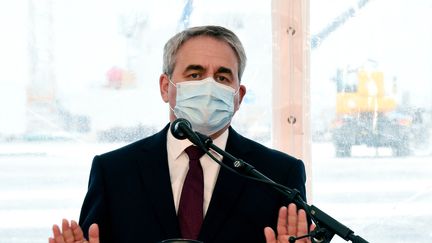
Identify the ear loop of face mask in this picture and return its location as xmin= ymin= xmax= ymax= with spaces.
xmin=168 ymin=77 xmax=176 ymax=113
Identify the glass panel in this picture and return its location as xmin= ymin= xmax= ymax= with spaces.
xmin=0 ymin=0 xmax=272 ymax=242
xmin=311 ymin=0 xmax=432 ymax=242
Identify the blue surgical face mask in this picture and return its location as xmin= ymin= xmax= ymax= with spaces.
xmin=169 ymin=77 xmax=239 ymax=136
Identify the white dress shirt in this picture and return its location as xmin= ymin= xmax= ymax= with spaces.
xmin=166 ymin=127 xmax=227 ymax=216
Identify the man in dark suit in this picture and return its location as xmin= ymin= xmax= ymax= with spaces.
xmin=49 ymin=25 xmax=311 ymax=243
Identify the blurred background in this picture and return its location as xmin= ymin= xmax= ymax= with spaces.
xmin=0 ymin=0 xmax=431 ymax=242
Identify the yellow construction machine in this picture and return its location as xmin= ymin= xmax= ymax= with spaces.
xmin=331 ymin=63 xmax=413 ymax=157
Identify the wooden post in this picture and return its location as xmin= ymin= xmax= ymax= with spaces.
xmin=271 ymin=0 xmax=312 ymax=201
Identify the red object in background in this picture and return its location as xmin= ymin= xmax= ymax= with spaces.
xmin=106 ymin=66 xmax=123 ymax=88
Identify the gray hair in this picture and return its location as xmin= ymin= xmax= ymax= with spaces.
xmin=163 ymin=25 xmax=247 ymax=82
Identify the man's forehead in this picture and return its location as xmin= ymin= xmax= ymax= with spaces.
xmin=177 ymin=38 xmax=238 ymax=60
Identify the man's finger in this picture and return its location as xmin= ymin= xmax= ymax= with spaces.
xmin=297 ymin=209 xmax=310 ymax=243
xmin=70 ymin=220 xmax=85 ymax=241
xmin=297 ymin=209 xmax=308 ymax=237
xmin=310 ymin=223 xmax=316 ymax=232
xmin=276 ymin=206 xmax=288 ymax=236
xmin=88 ymin=223 xmax=100 ymax=243
xmin=52 ymin=224 xmax=65 ymax=243
xmin=287 ymin=203 xmax=298 ymax=236
xmin=61 ymin=219 xmax=74 ymax=243
xmin=264 ymin=227 xmax=276 ymax=243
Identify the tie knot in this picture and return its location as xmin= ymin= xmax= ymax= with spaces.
xmin=185 ymin=145 xmax=205 ymax=161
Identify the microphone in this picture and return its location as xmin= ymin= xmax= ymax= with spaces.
xmin=170 ymin=118 xmax=206 ymax=149
xmin=170 ymin=118 xmax=191 ymax=140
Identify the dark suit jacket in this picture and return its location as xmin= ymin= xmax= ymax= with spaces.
xmin=79 ymin=124 xmax=307 ymax=243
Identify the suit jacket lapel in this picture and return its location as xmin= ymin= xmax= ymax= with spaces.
xmin=199 ymin=127 xmax=250 ymax=241
xmin=136 ymin=124 xmax=181 ymax=238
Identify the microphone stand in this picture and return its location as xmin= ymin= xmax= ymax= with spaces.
xmin=195 ymin=133 xmax=369 ymax=243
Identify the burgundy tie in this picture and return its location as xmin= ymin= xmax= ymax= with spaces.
xmin=178 ymin=145 xmax=205 ymax=240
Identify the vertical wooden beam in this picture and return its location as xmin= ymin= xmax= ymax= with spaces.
xmin=271 ymin=0 xmax=312 ymax=201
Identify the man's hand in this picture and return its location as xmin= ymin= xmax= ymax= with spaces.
xmin=264 ymin=203 xmax=315 ymax=243
xmin=49 ymin=219 xmax=99 ymax=243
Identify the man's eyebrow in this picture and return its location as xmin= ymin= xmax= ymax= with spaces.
xmin=216 ymin=66 xmax=233 ymax=75
xmin=184 ymin=65 xmax=205 ymax=73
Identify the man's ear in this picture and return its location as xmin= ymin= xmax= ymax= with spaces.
xmin=238 ymin=84 xmax=247 ymax=106
xmin=159 ymin=74 xmax=169 ymax=103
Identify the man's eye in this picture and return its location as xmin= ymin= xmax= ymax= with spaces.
xmin=216 ymin=76 xmax=228 ymax=82
xmin=190 ymin=73 xmax=200 ymax=79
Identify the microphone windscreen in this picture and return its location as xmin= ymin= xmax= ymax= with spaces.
xmin=170 ymin=118 xmax=191 ymax=140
